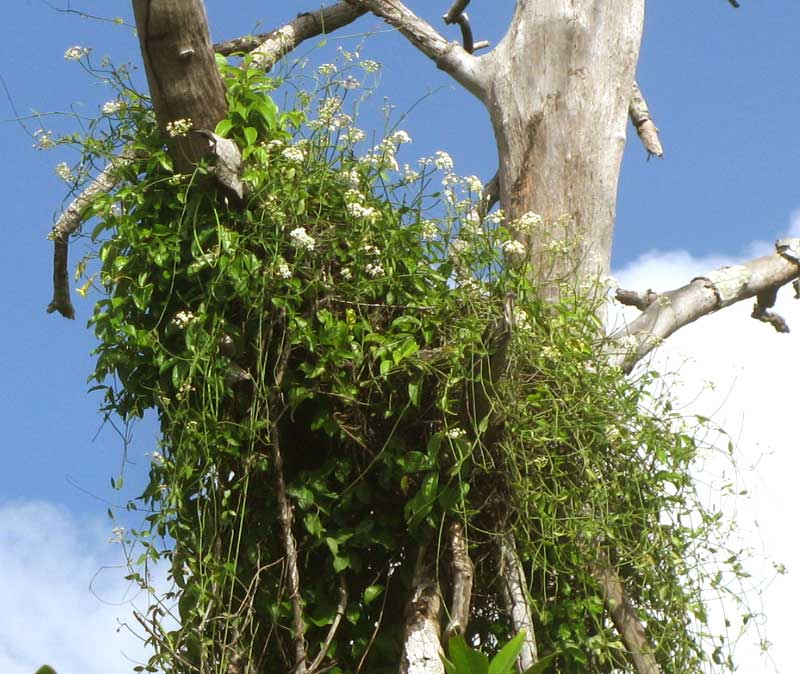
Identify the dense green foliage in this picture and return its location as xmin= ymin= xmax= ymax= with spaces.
xmin=61 ymin=54 xmax=752 ymax=674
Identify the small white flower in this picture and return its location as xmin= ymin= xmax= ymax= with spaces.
xmin=360 ymin=59 xmax=380 ymax=73
xmin=281 ymin=145 xmax=305 ymax=163
xmin=290 ymin=227 xmax=316 ymax=251
xmin=484 ymin=209 xmax=505 ymax=225
xmin=344 ymin=168 xmax=361 ymax=188
xmin=420 ymin=220 xmax=438 ymax=241
xmin=343 ymin=127 xmax=366 ymax=144
xmin=502 ymin=239 xmax=527 ymax=257
xmin=402 ymin=164 xmax=420 ymax=183
xmin=361 ymin=243 xmax=380 ymax=256
xmin=449 ymin=238 xmax=468 ymax=256
xmin=341 ymin=267 xmax=353 ymax=280
xmin=101 ymin=100 xmax=124 ymax=115
xmin=109 ymin=526 xmax=126 ymax=543
xmin=464 ymin=175 xmax=482 ymax=192
xmin=433 ymin=150 xmax=454 ymax=171
xmin=517 ymin=211 xmax=543 ymax=232
xmin=605 ymin=426 xmax=621 ymax=444
xmin=342 ymin=76 xmax=360 ymax=90
xmin=166 ymin=118 xmax=192 ymax=137
xmin=34 ymin=129 xmax=56 ymax=150
xmin=344 ymin=188 xmax=364 ymax=205
xmin=275 ymin=258 xmax=292 ymax=279
xmin=173 ymin=310 xmax=195 ymax=328
xmin=55 ymin=162 xmax=73 ymax=182
xmin=441 ymin=172 xmax=459 ymax=187
xmin=513 ymin=307 xmax=532 ymax=331
xmin=64 ymin=45 xmax=91 ymax=61
xmin=446 ymin=427 xmax=466 ymax=440
xmin=365 ymin=262 xmax=384 ymax=278
xmin=266 ymin=139 xmax=285 ymax=150
xmin=541 ymin=346 xmax=558 ymax=360
xmin=346 ymin=202 xmax=379 ymax=223
xmin=317 ymin=63 xmax=337 ymax=76
xmin=390 ymin=130 xmax=412 ymax=145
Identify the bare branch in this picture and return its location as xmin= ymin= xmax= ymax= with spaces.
xmin=752 ymin=287 xmax=789 ymax=333
xmin=215 ymin=4 xmax=367 ymax=71
xmin=593 ymin=557 xmax=662 ymax=674
xmin=344 ymin=0 xmax=488 ymax=99
xmin=497 ymin=535 xmax=538 ymax=672
xmin=444 ymin=521 xmax=474 ymax=642
xmin=47 ymin=150 xmax=138 ymax=320
xmin=629 ymin=82 xmax=663 ymax=158
xmin=400 ymin=542 xmax=445 ymax=674
xmin=615 ymin=288 xmax=659 ymax=311
xmin=443 ymin=0 xmax=470 ymax=24
xmin=609 ymin=238 xmax=800 ymax=372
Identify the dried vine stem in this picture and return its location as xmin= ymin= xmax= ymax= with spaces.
xmin=444 ymin=520 xmax=474 ymax=641
xmin=497 ymin=535 xmax=539 ymax=672
xmin=273 ymin=342 xmax=308 ymax=674
xmin=307 ymin=576 xmax=348 ymax=674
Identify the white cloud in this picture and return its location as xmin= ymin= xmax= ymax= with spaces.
xmin=0 ymin=501 xmax=157 ymax=674
xmin=612 ymin=214 xmax=800 ymax=673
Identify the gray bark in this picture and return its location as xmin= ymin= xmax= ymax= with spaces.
xmin=132 ymin=0 xmax=228 ymax=172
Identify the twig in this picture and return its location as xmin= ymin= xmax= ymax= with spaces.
xmin=215 ymin=3 xmax=367 ymax=71
xmin=307 ymin=576 xmax=348 ymax=674
xmin=47 ymin=149 xmax=138 ymax=319
xmin=443 ymin=0 xmax=470 ymax=24
xmin=444 ymin=520 xmax=474 ymax=642
xmin=629 ymin=82 xmax=663 ymax=158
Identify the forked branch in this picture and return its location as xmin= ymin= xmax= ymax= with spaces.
xmin=610 ymin=238 xmax=800 ymax=372
xmin=344 ymin=0 xmax=488 ymax=99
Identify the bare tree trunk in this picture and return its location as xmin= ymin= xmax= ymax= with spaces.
xmin=484 ymin=1 xmax=645 ymax=294
xmin=131 ymin=0 xmax=228 ymax=171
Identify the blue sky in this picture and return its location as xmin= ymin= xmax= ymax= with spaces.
xmin=1 ymin=2 xmax=798 ymax=673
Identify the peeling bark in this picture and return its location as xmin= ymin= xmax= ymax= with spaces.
xmin=497 ymin=535 xmax=538 ymax=672
xmin=400 ymin=544 xmax=445 ymax=674
xmin=132 ymin=0 xmax=228 ymax=172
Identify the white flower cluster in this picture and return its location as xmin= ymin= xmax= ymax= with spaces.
xmin=345 ymin=190 xmax=380 ymax=223
xmin=344 ymin=168 xmax=361 ymax=189
xmin=281 ymin=145 xmax=305 ymax=163
xmin=464 ymin=175 xmax=482 ymax=192
xmin=290 ymin=226 xmax=316 ymax=251
xmin=342 ymin=127 xmax=366 ymax=144
xmin=365 ymin=262 xmax=384 ymax=278
xmin=433 ymin=150 xmax=454 ymax=171
xmin=275 ymin=257 xmax=292 ymax=279
xmin=420 ymin=219 xmax=438 ymax=241
xmin=109 ymin=526 xmax=126 ymax=544
xmin=402 ymin=164 xmax=420 ymax=183
xmin=341 ymin=76 xmax=360 ymax=90
xmin=55 ymin=162 xmax=73 ymax=182
xmin=166 ymin=118 xmax=193 ymax=137
xmin=102 ymin=100 xmax=124 ymax=115
xmin=446 ymin=427 xmax=466 ymax=439
xmin=34 ymin=128 xmax=56 ymax=150
xmin=389 ymin=130 xmax=412 ymax=145
xmin=64 ymin=45 xmax=91 ymax=61
xmin=502 ymin=239 xmax=527 ymax=257
xmin=360 ymin=59 xmax=380 ymax=73
xmin=172 ymin=310 xmax=196 ymax=328
xmin=317 ymin=63 xmax=337 ymax=76
xmin=516 ymin=211 xmax=543 ymax=232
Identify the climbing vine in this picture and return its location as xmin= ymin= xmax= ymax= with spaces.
xmin=55 ymin=52 xmax=756 ymax=674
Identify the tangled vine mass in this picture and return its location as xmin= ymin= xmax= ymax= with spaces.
xmin=59 ymin=54 xmax=752 ymax=674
